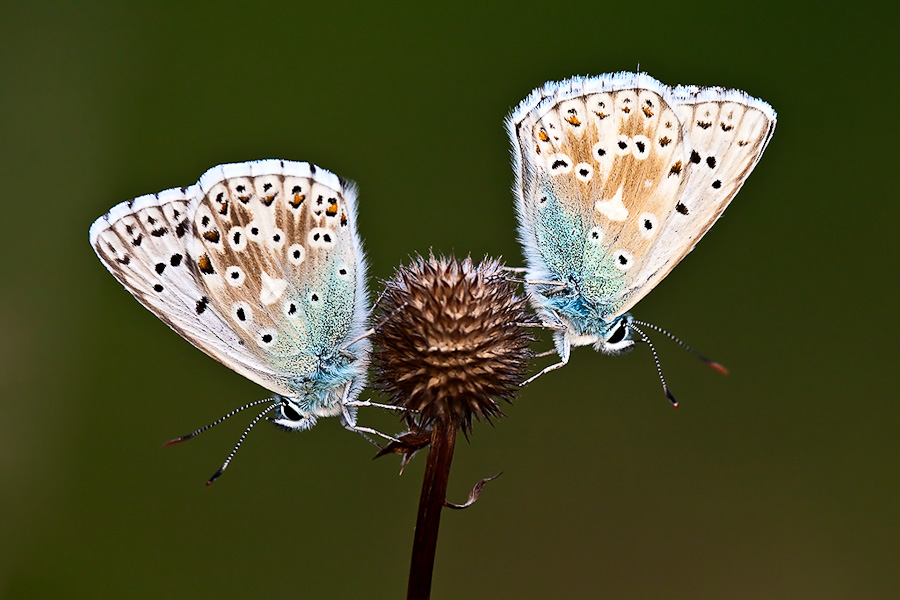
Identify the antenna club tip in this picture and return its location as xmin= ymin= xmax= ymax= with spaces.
xmin=708 ymin=361 xmax=729 ymax=376
xmin=666 ymin=389 xmax=678 ymax=408
xmin=163 ymin=437 xmax=187 ymax=447
xmin=206 ymin=468 xmax=225 ymax=486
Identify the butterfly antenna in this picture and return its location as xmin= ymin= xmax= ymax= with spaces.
xmin=632 ymin=319 xmax=729 ymax=375
xmin=163 ymin=397 xmax=274 ymax=447
xmin=629 ymin=323 xmax=678 ymax=407
xmin=206 ymin=402 xmax=278 ymax=486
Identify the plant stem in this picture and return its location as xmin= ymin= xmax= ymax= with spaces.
xmin=407 ymin=415 xmax=459 ymax=600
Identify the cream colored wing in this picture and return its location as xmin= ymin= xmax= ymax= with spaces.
xmin=90 ymin=184 xmax=289 ymax=393
xmin=509 ymin=73 xmax=775 ymax=320
xmin=189 ymin=160 xmax=368 ymax=386
xmin=614 ymin=84 xmax=776 ymax=317
xmin=90 ymin=160 xmax=368 ymax=398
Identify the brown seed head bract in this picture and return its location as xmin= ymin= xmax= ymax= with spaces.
xmin=372 ymin=255 xmax=532 ymax=432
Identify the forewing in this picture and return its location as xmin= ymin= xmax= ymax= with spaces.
xmin=90 ymin=160 xmax=369 ymax=398
xmin=509 ymin=74 xmax=690 ymax=316
xmin=509 ymin=73 xmax=775 ymax=319
xmin=616 ymin=87 xmax=776 ymax=316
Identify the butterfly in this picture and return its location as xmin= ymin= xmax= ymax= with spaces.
xmin=90 ymin=159 xmax=385 ymax=481
xmin=507 ymin=72 xmax=776 ymax=393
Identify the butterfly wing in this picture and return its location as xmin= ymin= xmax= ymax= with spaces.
xmin=509 ymin=73 xmax=775 ymax=321
xmin=90 ymin=160 xmax=369 ymax=400
xmin=189 ymin=160 xmax=370 ymax=396
xmin=620 ymin=84 xmax=775 ymax=317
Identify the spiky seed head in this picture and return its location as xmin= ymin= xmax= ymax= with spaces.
xmin=372 ymin=255 xmax=531 ymax=432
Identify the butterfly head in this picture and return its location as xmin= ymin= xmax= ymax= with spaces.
xmin=269 ymin=361 xmax=365 ymax=431
xmin=591 ymin=313 xmax=635 ymax=355
xmin=269 ymin=397 xmax=319 ymax=432
xmin=553 ymin=309 xmax=636 ymax=356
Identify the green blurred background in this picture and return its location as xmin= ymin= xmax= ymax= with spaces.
xmin=2 ymin=1 xmax=897 ymax=598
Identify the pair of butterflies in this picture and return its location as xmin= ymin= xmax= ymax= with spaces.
xmin=90 ymin=72 xmax=776 ymax=477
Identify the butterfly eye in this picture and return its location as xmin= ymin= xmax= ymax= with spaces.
xmin=607 ymin=321 xmax=629 ymax=345
xmin=280 ymin=402 xmax=303 ymax=421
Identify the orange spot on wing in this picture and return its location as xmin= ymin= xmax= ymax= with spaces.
xmin=197 ymin=254 xmax=215 ymax=274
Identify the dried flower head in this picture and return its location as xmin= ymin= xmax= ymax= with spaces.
xmin=372 ymin=254 xmax=531 ymax=432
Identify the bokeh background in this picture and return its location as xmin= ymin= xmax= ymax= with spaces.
xmin=2 ymin=1 xmax=897 ymax=598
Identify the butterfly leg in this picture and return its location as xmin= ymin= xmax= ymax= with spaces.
xmin=522 ymin=331 xmax=571 ymax=386
xmin=521 ymin=356 xmax=568 ymax=386
xmin=344 ymin=398 xmax=413 ymax=412
xmin=340 ymin=408 xmax=401 ymax=445
xmin=339 ymin=384 xmax=401 ymax=444
xmin=515 ymin=321 xmax=566 ymax=330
